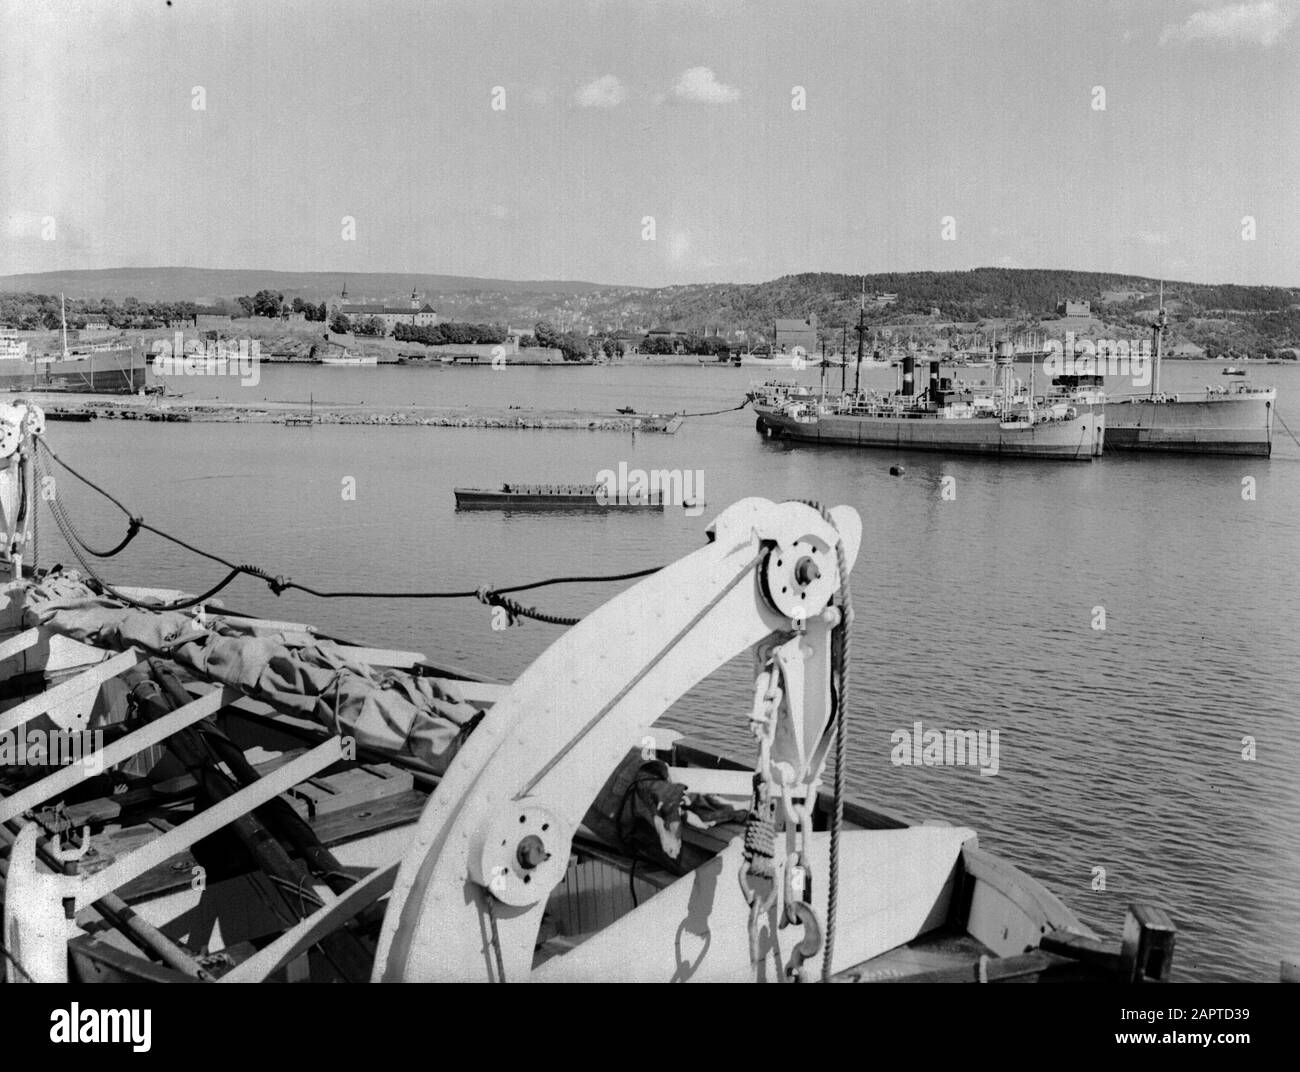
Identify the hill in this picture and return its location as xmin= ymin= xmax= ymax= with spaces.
xmin=3 ymin=266 xmax=1298 ymax=356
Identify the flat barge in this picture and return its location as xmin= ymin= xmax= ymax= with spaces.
xmin=454 ymin=483 xmax=664 ymax=510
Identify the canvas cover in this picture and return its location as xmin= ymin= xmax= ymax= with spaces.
xmin=21 ymin=573 xmax=478 ymax=773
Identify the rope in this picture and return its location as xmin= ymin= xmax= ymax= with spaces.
xmin=476 ymin=586 xmax=581 ymax=627
xmin=794 ymin=500 xmax=852 ymax=983
xmin=742 ymin=794 xmax=777 ymax=878
xmin=32 ymin=435 xmax=663 ymax=615
xmin=824 ymin=519 xmax=852 ymax=982
xmin=30 ymin=447 xmax=38 ymax=573
xmin=1275 ymin=408 xmax=1300 ymax=451
xmin=676 ymin=399 xmax=751 ymax=418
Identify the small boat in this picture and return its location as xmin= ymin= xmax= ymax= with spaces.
xmin=616 ymin=406 xmax=636 ymax=415
xmin=321 ymin=355 xmax=378 ymax=366
xmin=1222 ymin=366 xmax=1247 ymax=376
xmin=454 ymin=483 xmax=664 ymax=510
xmin=44 ymin=409 xmax=96 ymax=422
xmin=0 ymin=403 xmax=1178 ymax=983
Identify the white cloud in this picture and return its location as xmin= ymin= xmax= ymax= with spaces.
xmin=1159 ymin=1 xmax=1298 ymax=46
xmin=670 ymin=66 xmax=740 ymax=104
xmin=574 ymin=75 xmax=626 ymax=108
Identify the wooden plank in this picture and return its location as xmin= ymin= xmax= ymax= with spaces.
xmin=426 ymin=678 xmax=508 ymax=704
xmin=333 ymin=646 xmax=427 ymax=668
xmin=667 ymin=766 xmax=755 ymax=798
xmin=960 ymin=844 xmax=1090 ymax=939
xmin=0 ymin=648 xmax=140 ymax=736
xmin=0 ymin=626 xmax=40 ymax=664
xmin=217 ymin=861 xmax=399 ymax=983
xmin=74 ymin=736 xmax=343 ymax=909
xmin=290 ymin=764 xmax=414 ymax=818
xmin=205 ymin=615 xmax=315 ymax=634
xmin=0 ymin=686 xmax=238 ymax=824
xmin=535 ymin=826 xmax=972 ymax=982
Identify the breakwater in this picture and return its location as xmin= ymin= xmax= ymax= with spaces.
xmin=37 ymin=394 xmax=683 ymax=433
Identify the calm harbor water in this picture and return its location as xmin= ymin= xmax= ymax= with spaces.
xmin=34 ymin=360 xmax=1300 ymax=981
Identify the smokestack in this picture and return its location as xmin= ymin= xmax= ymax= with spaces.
xmin=929 ymin=361 xmax=941 ymax=402
xmin=902 ymin=355 xmax=916 ymax=396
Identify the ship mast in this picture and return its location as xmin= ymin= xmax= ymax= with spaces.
xmin=1151 ymin=281 xmax=1167 ymax=397
xmin=60 ymin=293 xmax=69 ymax=359
xmin=855 ymin=277 xmax=865 ymax=395
xmin=840 ymin=322 xmax=847 ymax=394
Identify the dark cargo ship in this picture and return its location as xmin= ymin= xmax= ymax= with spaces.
xmin=751 ymin=348 xmax=1104 ymax=460
xmin=0 ymin=335 xmax=151 ymax=395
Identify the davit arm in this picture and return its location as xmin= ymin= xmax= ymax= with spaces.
xmin=372 ymin=497 xmax=861 ymax=982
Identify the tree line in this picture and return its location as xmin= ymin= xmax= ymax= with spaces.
xmin=391 ymin=321 xmax=508 ymax=345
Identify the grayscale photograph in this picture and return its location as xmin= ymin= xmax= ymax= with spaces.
xmin=0 ymin=0 xmax=1294 ymax=1043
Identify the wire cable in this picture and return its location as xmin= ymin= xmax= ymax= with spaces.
xmin=34 ymin=436 xmax=662 ymax=617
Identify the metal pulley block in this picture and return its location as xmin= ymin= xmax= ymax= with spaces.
xmin=468 ymin=799 xmax=571 ymax=908
xmin=759 ymin=532 xmax=840 ymax=622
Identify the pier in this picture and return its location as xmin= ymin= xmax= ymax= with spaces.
xmin=18 ymin=392 xmax=683 ymax=433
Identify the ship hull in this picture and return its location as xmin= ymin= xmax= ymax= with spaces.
xmin=454 ymin=489 xmax=664 ymax=510
xmin=0 ymin=349 xmax=150 ymax=394
xmin=754 ymin=405 xmax=1104 ymax=460
xmin=1102 ymin=391 xmax=1274 ymax=456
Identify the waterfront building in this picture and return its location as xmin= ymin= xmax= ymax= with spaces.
xmin=774 ymin=315 xmax=817 ymax=353
xmin=329 ymin=283 xmax=437 ymax=333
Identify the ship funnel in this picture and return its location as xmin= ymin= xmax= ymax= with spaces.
xmin=929 ymin=361 xmax=941 ymax=401
xmin=902 ymin=355 xmax=915 ymax=396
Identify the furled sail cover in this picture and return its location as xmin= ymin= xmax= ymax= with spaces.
xmin=22 ymin=573 xmax=478 ymax=773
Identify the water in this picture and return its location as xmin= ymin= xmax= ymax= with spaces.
xmin=35 ymin=359 xmax=1300 ymax=981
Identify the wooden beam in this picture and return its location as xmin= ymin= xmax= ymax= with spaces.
xmin=666 ymin=766 xmax=755 ymax=798
xmin=75 ymin=736 xmax=343 ymax=909
xmin=1120 ymin=903 xmax=1176 ymax=982
xmin=0 ymin=626 xmax=40 ymax=664
xmin=0 ymin=648 xmax=140 ymax=736
xmin=218 ymin=861 xmax=398 ymax=983
xmin=426 ymin=678 xmax=507 ymax=704
xmin=334 ymin=646 xmax=427 ymax=668
xmin=0 ymin=687 xmax=238 ymax=824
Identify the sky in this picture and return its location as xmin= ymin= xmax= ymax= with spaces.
xmin=2 ymin=0 xmax=1297 ymax=287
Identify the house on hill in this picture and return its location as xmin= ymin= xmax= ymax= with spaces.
xmin=329 ymin=283 xmax=437 ymax=332
xmin=1057 ymin=299 xmax=1091 ymax=316
xmin=611 ymin=330 xmax=642 ymax=353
